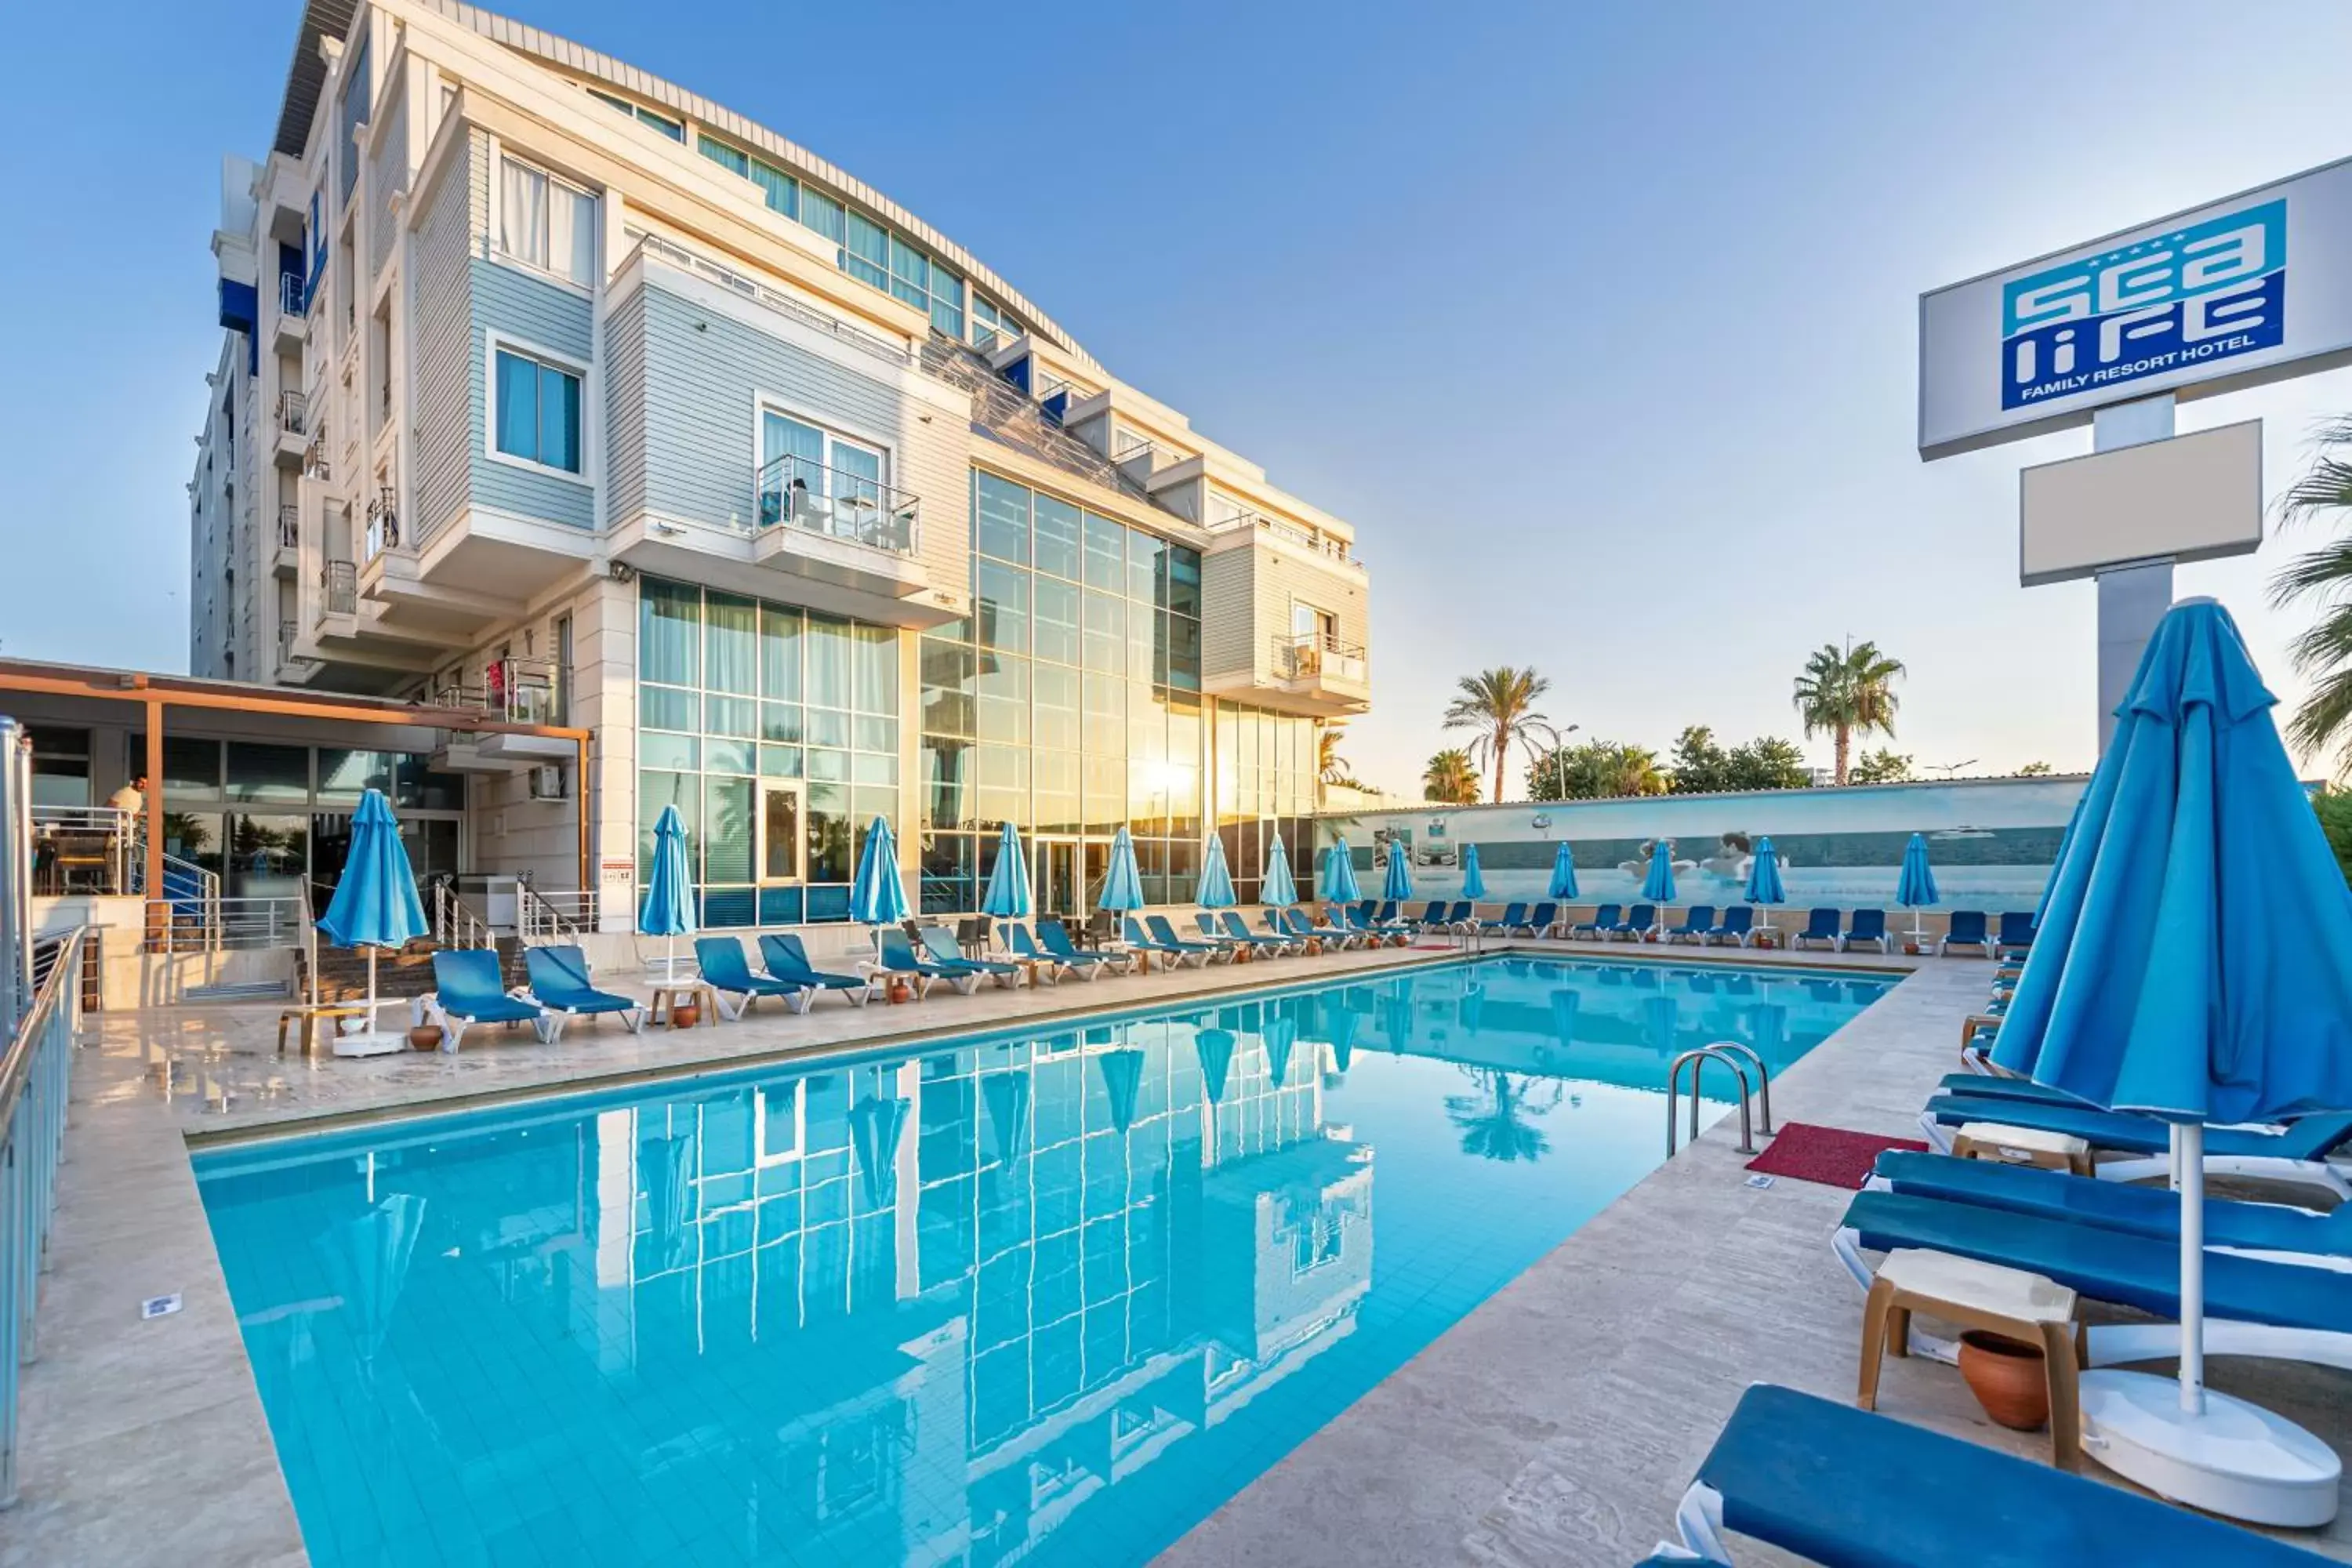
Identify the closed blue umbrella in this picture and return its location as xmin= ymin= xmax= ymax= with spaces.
xmin=1099 ymin=826 xmax=1146 ymax=913
xmin=850 ymin=815 xmax=909 ymax=929
xmin=1744 ymin=837 xmax=1787 ymax=932
xmin=1098 ymin=1048 xmax=1145 ymax=1133
xmin=318 ymin=789 xmax=428 ymax=1052
xmin=1265 ymin=1015 xmax=1298 ymax=1088
xmin=640 ymin=802 xmax=698 ymax=976
xmin=1196 ymin=835 xmax=1238 ymax=909
xmin=1895 ymin=832 xmax=1939 ymax=941
xmin=1642 ymin=839 xmax=1676 ymax=904
xmin=1547 ymin=842 xmax=1579 ymax=901
xmin=981 ymin=822 xmax=1031 ymax=918
xmin=1321 ymin=838 xmax=1363 ymax=906
xmin=1261 ymin=833 xmax=1299 ymax=906
xmin=1992 ymin=599 xmax=2352 ymax=1519
xmin=1460 ymin=843 xmax=1488 ymax=901
xmin=1381 ymin=839 xmax=1414 ymax=903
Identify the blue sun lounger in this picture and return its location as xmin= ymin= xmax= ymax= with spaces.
xmin=1919 ymin=1093 xmax=2352 ymax=1197
xmin=1842 ymin=908 xmax=1889 ymax=952
xmin=1474 ymin=901 xmax=1528 ymax=937
xmin=1123 ymin=916 xmax=1197 ymax=970
xmin=1791 ymin=908 xmax=1842 ymax=949
xmin=425 ymin=949 xmax=550 ymax=1051
xmin=1147 ymin=914 xmax=1227 ymax=964
xmin=1219 ymin=911 xmax=1294 ymax=954
xmin=1646 ymin=1383 xmax=2324 ymax=1567
xmin=1519 ymin=901 xmax=1558 ymax=937
xmin=1006 ymin=922 xmax=1071 ymax=982
xmin=1663 ymin=906 xmax=1715 ymax=945
xmin=921 ymin=926 xmax=1022 ymax=987
xmin=1871 ymin=1149 xmax=2352 ymax=1258
xmin=758 ymin=934 xmax=874 ymax=1010
xmin=696 ymin=935 xmax=804 ymax=1018
xmin=1835 ymin=1187 xmax=2352 ymax=1376
xmin=521 ymin=945 xmax=644 ymax=1037
xmin=1940 ymin=909 xmax=1990 ymax=955
xmin=1705 ymin=906 xmax=1754 ymax=946
xmin=1997 ymin=909 xmax=2036 ymax=955
xmin=1570 ymin=903 xmax=1620 ymax=940
xmin=1286 ymin=907 xmax=1355 ymax=949
xmin=1610 ymin=904 xmax=1657 ymax=941
xmin=1039 ymin=918 xmax=1129 ymax=978
xmin=1406 ymin=899 xmax=1445 ymax=929
xmin=873 ymin=927 xmax=981 ymax=997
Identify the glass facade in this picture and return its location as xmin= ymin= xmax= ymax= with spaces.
xmin=637 ymin=473 xmax=1321 ymax=927
xmin=637 ymin=579 xmax=901 ymax=927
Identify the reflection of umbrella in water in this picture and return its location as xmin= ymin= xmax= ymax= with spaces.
xmin=1098 ymin=1048 xmax=1145 ymax=1133
xmin=1643 ymin=994 xmax=1679 ymax=1055
xmin=1457 ymin=981 xmax=1486 ymax=1036
xmin=1380 ymin=983 xmax=1415 ymax=1049
xmin=1264 ymin=1014 xmax=1298 ymax=1089
xmin=1744 ymin=1001 xmax=1790 ymax=1068
xmin=981 ymin=1072 xmax=1030 ymax=1167
xmin=1548 ymin=988 xmax=1581 ymax=1051
xmin=640 ymin=1133 xmax=696 ymax=1272
xmin=321 ymin=1192 xmax=426 ymax=1362
xmin=1196 ymin=1028 xmax=1236 ymax=1104
xmin=850 ymin=1094 xmax=910 ymax=1208
xmin=1325 ymin=990 xmax=1366 ymax=1073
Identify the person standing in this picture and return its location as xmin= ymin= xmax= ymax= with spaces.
xmin=107 ymin=773 xmax=147 ymax=892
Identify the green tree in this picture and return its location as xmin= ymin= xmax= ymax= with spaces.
xmin=1529 ymin=739 xmax=1667 ymax=800
xmin=2270 ymin=417 xmax=2352 ymax=768
xmin=1722 ymin=735 xmax=1810 ymax=790
xmin=2314 ymin=789 xmax=2352 ymax=885
xmin=1317 ymin=724 xmax=1359 ymax=789
xmin=1442 ymin=667 xmax=1559 ymax=804
xmin=2017 ymin=760 xmax=2054 ymax=777
xmin=1848 ymin=748 xmax=1915 ymax=784
xmin=1668 ymin=726 xmax=1729 ymax=793
xmin=1792 ymin=641 xmax=1906 ymax=786
xmin=1423 ymin=749 xmax=1480 ymax=804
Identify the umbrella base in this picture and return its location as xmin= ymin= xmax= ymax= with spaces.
xmin=332 ymin=1032 xmax=408 ymax=1059
xmin=2079 ymin=1369 xmax=2340 ymax=1527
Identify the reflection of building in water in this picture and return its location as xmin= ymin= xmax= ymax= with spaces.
xmin=549 ymin=996 xmax=1373 ymax=1565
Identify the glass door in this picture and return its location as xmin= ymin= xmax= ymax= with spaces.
xmin=1036 ymin=837 xmax=1082 ymax=924
xmin=757 ymin=780 xmax=804 ymax=884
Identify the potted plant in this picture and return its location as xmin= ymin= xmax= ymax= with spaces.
xmin=1957 ymin=1330 xmax=2048 ymax=1430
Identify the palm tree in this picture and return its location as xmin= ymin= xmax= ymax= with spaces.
xmin=2270 ymin=417 xmax=2352 ymax=767
xmin=1791 ymin=641 xmax=1905 ymax=786
xmin=1443 ymin=1069 xmax=1564 ymax=1163
xmin=1317 ymin=724 xmax=1358 ymax=788
xmin=1442 ymin=666 xmax=1559 ymax=804
xmin=1423 ymin=749 xmax=1479 ymax=804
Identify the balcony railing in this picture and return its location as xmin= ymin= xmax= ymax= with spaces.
xmin=278 ymin=270 xmax=307 ymax=318
xmin=1212 ymin=507 xmax=1355 ymax=566
xmin=365 ymin=487 xmax=399 ymax=558
xmin=321 ymin=559 xmax=357 ymax=616
xmin=276 ymin=505 xmax=299 ymax=549
xmin=755 ymin=454 xmax=920 ymax=557
xmin=276 ymin=390 xmax=306 ymax=437
xmin=429 ymin=656 xmax=563 ymax=725
xmin=278 ymin=619 xmax=298 ymax=660
xmin=1274 ymin=630 xmax=1367 ymax=683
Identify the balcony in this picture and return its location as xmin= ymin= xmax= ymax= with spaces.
xmin=319 ymin=558 xmax=358 ymax=621
xmin=272 ymin=272 xmax=307 ymax=354
xmin=1259 ymin=631 xmax=1370 ymax=715
xmin=365 ymin=488 xmax=400 ymax=560
xmin=273 ymin=392 xmax=307 ymax=470
xmin=430 ymin=657 xmax=577 ymax=770
xmin=1209 ymin=506 xmax=1359 ymax=570
xmin=757 ymin=453 xmax=919 ymax=555
xmin=273 ymin=505 xmax=299 ymax=576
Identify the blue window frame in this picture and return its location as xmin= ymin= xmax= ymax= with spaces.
xmin=493 ymin=349 xmax=583 ymax=474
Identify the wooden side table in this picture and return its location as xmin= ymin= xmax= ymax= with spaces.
xmin=1953 ymin=1120 xmax=2093 ymax=1177
xmin=278 ymin=1002 xmax=377 ymax=1057
xmin=1860 ymin=1246 xmax=2082 ymax=1469
xmin=646 ymin=982 xmax=719 ymax=1027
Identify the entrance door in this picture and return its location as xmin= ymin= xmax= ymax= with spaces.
xmin=1036 ymin=837 xmax=1082 ymax=924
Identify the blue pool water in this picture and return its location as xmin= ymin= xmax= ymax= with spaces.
xmin=198 ymin=956 xmax=1892 ymax=1567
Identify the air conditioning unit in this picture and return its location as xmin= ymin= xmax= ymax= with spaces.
xmin=527 ymin=764 xmax=566 ymax=801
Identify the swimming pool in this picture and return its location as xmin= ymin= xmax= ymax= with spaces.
xmin=197 ymin=955 xmax=1893 ymax=1566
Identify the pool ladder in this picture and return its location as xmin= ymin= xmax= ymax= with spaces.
xmin=1665 ymin=1042 xmax=1773 ymax=1157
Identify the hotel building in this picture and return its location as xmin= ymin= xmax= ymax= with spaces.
xmin=194 ymin=0 xmax=1370 ymax=933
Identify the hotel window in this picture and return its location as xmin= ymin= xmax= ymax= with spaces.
xmin=590 ymin=88 xmax=684 ymax=141
xmin=759 ymin=409 xmax=885 ymax=530
xmin=971 ymin=296 xmax=1017 ymax=350
xmin=695 ymin=133 xmax=750 ymax=177
xmin=496 ymin=157 xmax=597 ymax=288
xmin=492 ymin=349 xmax=583 ymax=474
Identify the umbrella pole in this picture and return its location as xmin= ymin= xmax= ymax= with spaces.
xmin=366 ymin=946 xmax=379 ymax=1040
xmin=2178 ymin=1122 xmax=2205 ymax=1416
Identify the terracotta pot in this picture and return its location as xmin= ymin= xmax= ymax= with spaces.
xmin=408 ymin=1025 xmax=443 ymax=1052
xmin=888 ymin=978 xmax=911 ymax=1004
xmin=1957 ymin=1330 xmax=2048 ymax=1431
xmin=670 ymin=1003 xmax=700 ymax=1029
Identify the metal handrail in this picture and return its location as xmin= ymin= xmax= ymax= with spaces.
xmin=142 ymin=896 xmax=299 ymax=954
xmin=1665 ymin=1046 xmax=1758 ymax=1156
xmin=275 ymin=390 xmax=306 ymax=437
xmin=517 ymin=884 xmax=590 ymax=946
xmin=1209 ymin=506 xmax=1356 ymax=565
xmin=321 ymin=560 xmax=357 ymax=616
xmin=0 ymin=923 xmax=84 ymax=1508
xmin=426 ymin=656 xmax=561 ymax=726
xmin=365 ymin=488 xmax=399 ymax=558
xmin=1272 ymin=631 xmax=1368 ymax=682
xmin=625 ymin=230 xmax=913 ymax=368
xmin=431 ymin=880 xmax=493 ymax=950
xmin=753 ymin=453 xmax=920 ymax=556
xmin=275 ymin=506 xmax=299 ymax=549
xmin=1704 ymin=1040 xmax=1773 ymax=1136
xmin=277 ymin=270 xmax=307 ymax=318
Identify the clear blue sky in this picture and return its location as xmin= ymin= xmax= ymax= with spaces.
xmin=5 ymin=0 xmax=2350 ymax=793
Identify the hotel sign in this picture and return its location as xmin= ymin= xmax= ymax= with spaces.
xmin=1919 ymin=158 xmax=2352 ymax=459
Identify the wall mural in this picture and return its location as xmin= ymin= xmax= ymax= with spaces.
xmin=1318 ymin=779 xmax=2089 ymax=913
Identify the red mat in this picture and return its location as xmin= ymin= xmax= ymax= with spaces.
xmin=1745 ymin=1122 xmax=1928 ymax=1189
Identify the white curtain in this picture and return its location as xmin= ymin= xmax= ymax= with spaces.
xmin=499 ymin=159 xmax=546 ymax=270
xmin=550 ymin=182 xmax=597 ymax=287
